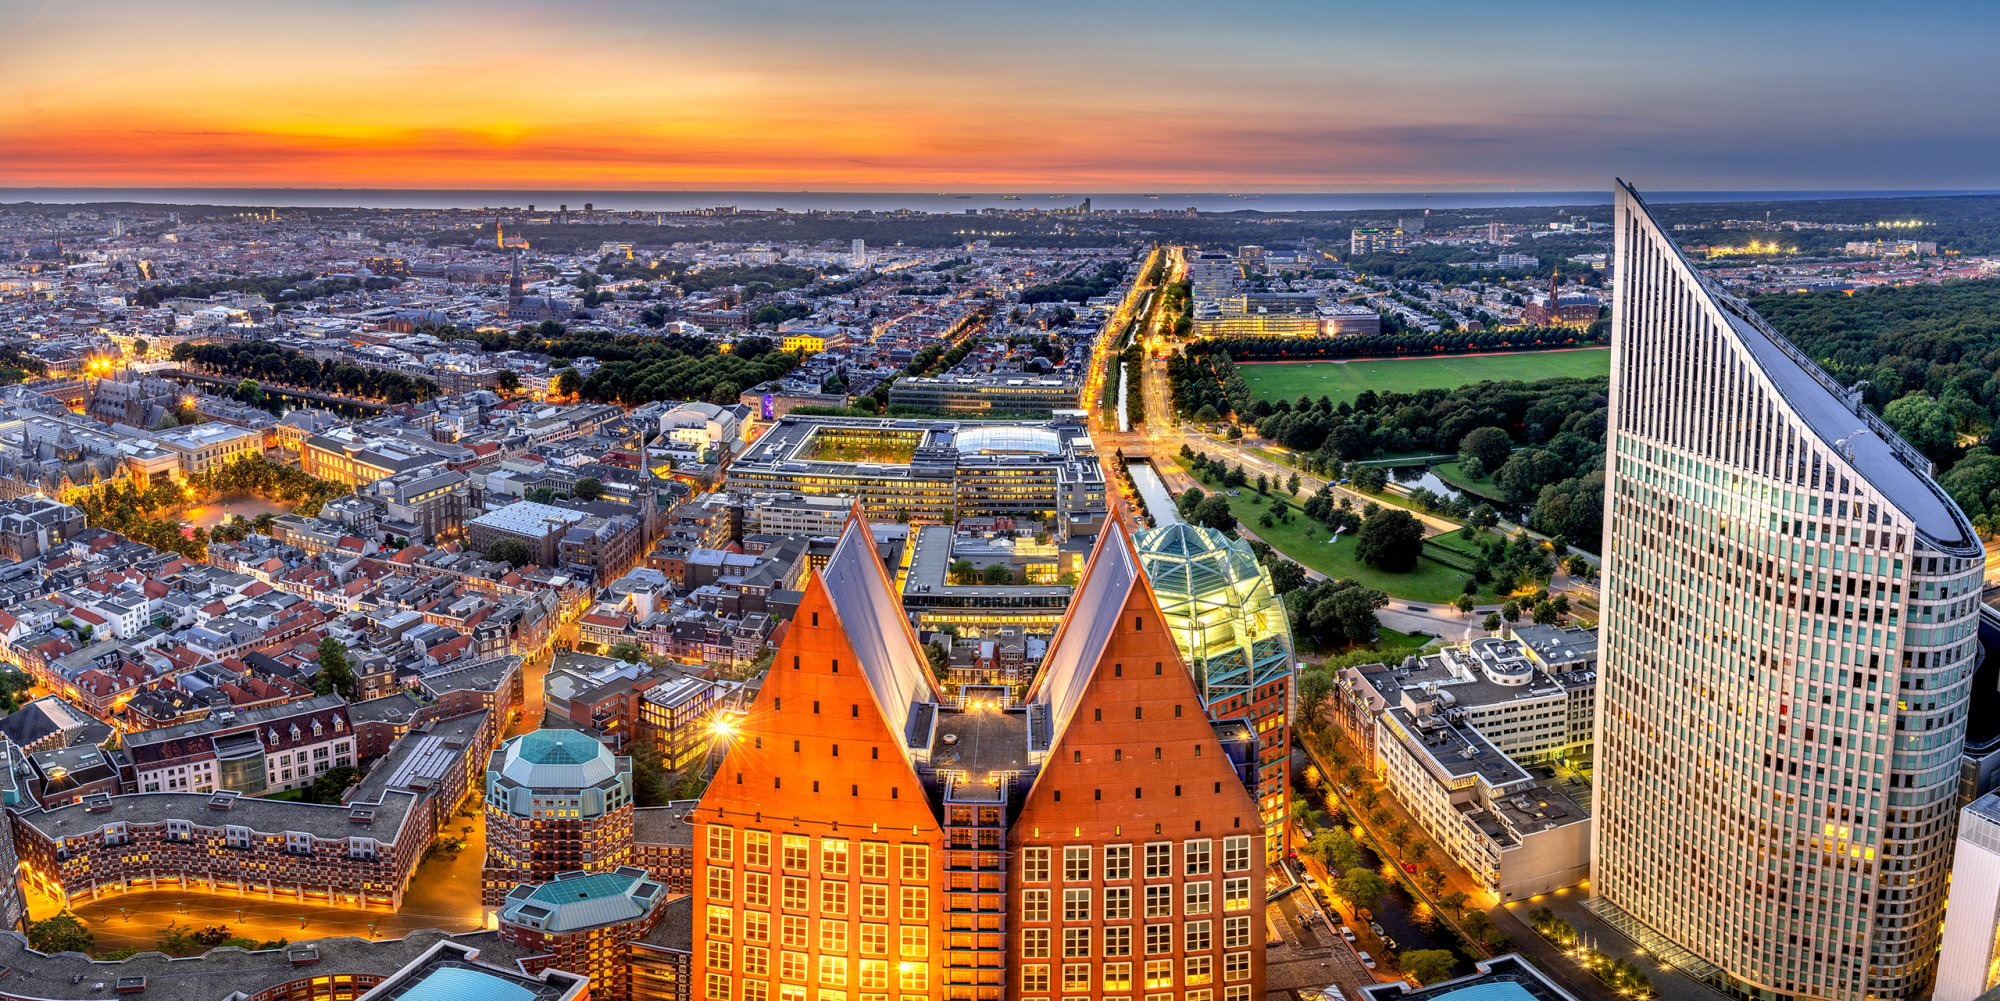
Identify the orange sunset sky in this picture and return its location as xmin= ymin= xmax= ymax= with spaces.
xmin=3 ymin=0 xmax=1996 ymax=191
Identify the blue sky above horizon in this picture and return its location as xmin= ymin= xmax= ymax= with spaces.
xmin=2 ymin=0 xmax=1995 ymax=189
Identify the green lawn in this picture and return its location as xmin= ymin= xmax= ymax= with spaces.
xmin=1237 ymin=348 xmax=1610 ymax=406
xmin=1212 ymin=488 xmax=1485 ymax=603
xmin=1429 ymin=460 xmax=1511 ymax=503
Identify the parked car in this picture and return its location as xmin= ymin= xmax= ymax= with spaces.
xmin=1358 ymin=951 xmax=1377 ymax=970
xmin=1339 ymin=925 xmax=1357 ymax=942
xmin=1369 ymin=922 xmax=1385 ymax=937
xmin=1401 ymin=862 xmax=1419 ymax=873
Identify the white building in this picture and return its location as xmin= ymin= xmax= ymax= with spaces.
xmin=1591 ymin=181 xmax=1985 ymax=1000
xmin=1936 ymin=792 xmax=2000 ymax=1001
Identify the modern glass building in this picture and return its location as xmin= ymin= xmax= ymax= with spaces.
xmin=1135 ymin=521 xmax=1295 ymax=856
xmin=1591 ymin=181 xmax=1986 ymax=1000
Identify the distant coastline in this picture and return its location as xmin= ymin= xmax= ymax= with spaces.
xmin=2 ymin=187 xmax=1994 ymax=214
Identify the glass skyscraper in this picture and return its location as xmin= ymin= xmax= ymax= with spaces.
xmin=1592 ymin=181 xmax=1986 ymax=1000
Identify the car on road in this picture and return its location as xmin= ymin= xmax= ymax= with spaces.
xmin=1358 ymin=951 xmax=1377 ymax=970
xmin=1339 ymin=925 xmax=1357 ymax=942
xmin=1401 ymin=862 xmax=1419 ymax=873
xmin=1405 ymin=605 xmax=1428 ymax=612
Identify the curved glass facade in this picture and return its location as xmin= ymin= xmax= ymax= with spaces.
xmin=1136 ymin=521 xmax=1296 ymax=855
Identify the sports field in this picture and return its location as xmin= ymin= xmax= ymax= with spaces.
xmin=1238 ymin=348 xmax=1609 ymax=405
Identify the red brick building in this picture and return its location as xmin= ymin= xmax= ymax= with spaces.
xmin=689 ymin=516 xmax=1265 ymax=1001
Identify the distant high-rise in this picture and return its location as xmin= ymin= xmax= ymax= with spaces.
xmin=851 ymin=238 xmax=867 ymax=270
xmin=1936 ymin=793 xmax=2000 ymax=1001
xmin=1591 ymin=181 xmax=1985 ymax=1000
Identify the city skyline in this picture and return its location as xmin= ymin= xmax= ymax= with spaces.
xmin=6 ymin=0 xmax=1999 ymax=191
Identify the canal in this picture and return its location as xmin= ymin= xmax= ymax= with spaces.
xmin=1126 ymin=460 xmax=1181 ymax=526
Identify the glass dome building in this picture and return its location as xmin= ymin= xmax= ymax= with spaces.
xmin=1135 ymin=521 xmax=1296 ymax=854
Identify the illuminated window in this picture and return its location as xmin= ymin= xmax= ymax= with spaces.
xmin=1022 ymin=928 xmax=1050 ymax=958
xmin=705 ymin=942 xmax=733 ymax=972
xmin=1223 ymin=955 xmax=1251 ymax=984
xmin=706 ymin=904 xmax=733 ymax=938
xmin=1022 ymin=965 xmax=1050 ymax=993
xmin=744 ymin=831 xmax=770 ymax=867
xmin=861 ymin=924 xmax=888 ymax=955
xmin=821 ymin=921 xmax=847 ymax=952
xmin=783 ymin=836 xmax=810 ymax=871
xmin=861 ymin=842 xmax=888 ymax=878
xmin=1061 ymin=964 xmax=1091 ymax=992
xmin=1023 ymin=889 xmax=1050 ymax=922
xmin=781 ymin=916 xmax=808 ymax=948
xmin=899 ymin=886 xmax=928 ymax=920
xmin=899 ymin=926 xmax=927 ymax=958
xmin=1183 ymin=839 xmax=1211 ymax=875
xmin=900 ymin=844 xmax=928 ymax=880
xmin=782 ymin=876 xmax=809 ymax=910
xmin=704 ymin=972 xmax=731 ymax=1001
xmin=745 ymin=872 xmax=771 ymax=907
xmin=707 ymin=826 xmax=734 ymax=864
xmin=780 ymin=951 xmax=807 ymax=981
xmin=1185 ymin=955 xmax=1212 ymax=986
xmin=743 ymin=946 xmax=770 ymax=977
xmin=707 ymin=868 xmax=733 ymax=903
xmin=861 ymin=884 xmax=888 ymax=918
xmin=823 ymin=838 xmax=849 ymax=876
xmin=1103 ymin=963 xmax=1132 ymax=992
xmin=822 ymin=880 xmax=848 ymax=916
xmin=1063 ymin=888 xmax=1091 ymax=921
xmin=1144 ymin=960 xmax=1173 ymax=990
xmin=1222 ymin=836 xmax=1251 ymax=872
xmin=1223 ymin=917 xmax=1251 ymax=949
xmin=818 ymin=956 xmax=847 ymax=987
xmin=1223 ymin=878 xmax=1250 ymax=912
xmin=744 ymin=910 xmax=770 ymax=942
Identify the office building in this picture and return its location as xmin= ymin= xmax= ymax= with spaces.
xmin=726 ymin=417 xmax=1106 ymax=535
xmin=1348 ymin=227 xmax=1406 ymax=256
xmin=1135 ymin=522 xmax=1294 ymax=859
xmin=1590 ymin=181 xmax=1986 ymax=1000
xmin=690 ymin=516 xmax=1264 ymax=1001
xmin=887 ymin=375 xmax=1083 ymax=417
xmin=1936 ymin=792 xmax=2000 ymax=1001
xmin=469 ymin=500 xmax=590 ymax=567
xmin=483 ymin=728 xmax=637 ymax=911
xmin=499 ymin=866 xmax=672 ymax=1001
xmin=153 ymin=421 xmax=261 ymax=477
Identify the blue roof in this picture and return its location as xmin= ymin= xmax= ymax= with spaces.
xmin=395 ymin=967 xmax=537 ymax=1001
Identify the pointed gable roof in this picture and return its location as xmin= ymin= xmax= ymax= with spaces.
xmin=1015 ymin=520 xmax=1261 ymax=831
xmin=814 ymin=509 xmax=940 ymax=750
xmin=705 ymin=512 xmax=940 ymax=832
xmin=1027 ymin=521 xmax=1137 ymax=740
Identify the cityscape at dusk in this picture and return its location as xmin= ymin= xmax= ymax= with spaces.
xmin=3 ymin=6 xmax=2000 ymax=1001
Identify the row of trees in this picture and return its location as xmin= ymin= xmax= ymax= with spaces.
xmin=134 ymin=272 xmax=397 ymax=307
xmin=191 ymin=455 xmax=349 ymax=518
xmin=172 ymin=342 xmax=438 ymax=404
xmin=1183 ymin=323 xmax=1603 ymax=362
xmin=1166 ymin=350 xmax=1253 ymax=420
xmin=1018 ymin=260 xmax=1125 ymax=304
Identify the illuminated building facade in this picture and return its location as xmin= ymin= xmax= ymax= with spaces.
xmin=726 ymin=417 xmax=1106 ymax=536
xmin=1134 ymin=522 xmax=1294 ymax=859
xmin=1591 ymin=181 xmax=1985 ymax=1000
xmin=1936 ymin=792 xmax=2000 ymax=1001
xmin=483 ymin=728 xmax=637 ymax=911
xmin=690 ymin=516 xmax=1264 ymax=1001
xmin=500 ymin=866 xmax=671 ymax=1000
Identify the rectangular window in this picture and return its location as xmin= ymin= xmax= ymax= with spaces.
xmin=1022 ymin=966 xmax=1051 ymax=993
xmin=1103 ymin=925 xmax=1131 ymax=957
xmin=1144 ymin=884 xmax=1173 ymax=918
xmin=899 ymin=926 xmax=927 ymax=959
xmin=1103 ymin=962 xmax=1132 ymax=992
xmin=1022 ymin=928 xmax=1051 ymax=958
xmin=1104 ymin=886 xmax=1132 ymax=920
xmin=818 ymin=956 xmax=847 ymax=987
xmin=1104 ymin=844 xmax=1132 ymax=881
xmin=1144 ymin=960 xmax=1173 ymax=991
xmin=1063 ymin=888 xmax=1091 ymax=921
xmin=820 ymin=920 xmax=847 ymax=952
xmin=781 ymin=915 xmax=808 ymax=948
xmin=706 ymin=904 xmax=733 ymax=938
xmin=1063 ymin=845 xmax=1091 ymax=882
xmin=1222 ymin=836 xmax=1251 ymax=872
xmin=1023 ymin=846 xmax=1051 ymax=882
xmin=707 ymin=826 xmax=734 ymax=863
xmin=1185 ymin=881 xmax=1211 ymax=915
xmin=743 ymin=946 xmax=769 ymax=977
xmin=742 ymin=830 xmax=769 ymax=867
xmin=744 ymin=871 xmax=771 ymax=907
xmin=861 ymin=884 xmax=888 ymax=919
xmin=861 ymin=842 xmax=888 ymax=878
xmin=821 ymin=880 xmax=848 ymax=915
xmin=1223 ymin=916 xmax=1251 ymax=949
xmin=705 ymin=942 xmax=732 ymax=972
xmin=1184 ymin=839 xmax=1212 ymax=876
xmin=900 ymin=885 xmax=928 ymax=921
xmin=861 ymin=959 xmax=889 ymax=990
xmin=780 ymin=951 xmax=807 ymax=980
xmin=1185 ymin=921 xmax=1211 ymax=952
xmin=1223 ymin=954 xmax=1251 ymax=983
xmin=782 ymin=835 xmax=810 ymax=871
xmin=1223 ymin=878 xmax=1250 ymax=912
xmin=899 ymin=963 xmax=926 ymax=992
xmin=1063 ymin=927 xmax=1092 ymax=959
xmin=1023 ymin=889 xmax=1051 ymax=922
xmin=1185 ymin=955 xmax=1212 ymax=986
xmin=823 ymin=838 xmax=849 ymax=876
xmin=900 ymin=844 xmax=928 ymax=880
xmin=782 ymin=875 xmax=809 ymax=910
xmin=1144 ymin=842 xmax=1171 ymax=879
xmin=1062 ymin=965 xmax=1091 ymax=992
xmin=744 ymin=910 xmax=770 ymax=942
xmin=704 ymin=972 xmax=731 ymax=1001
xmin=861 ymin=924 xmax=888 ymax=955
xmin=707 ymin=867 xmax=734 ymax=903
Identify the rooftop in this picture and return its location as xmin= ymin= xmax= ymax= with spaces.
xmin=491 ymin=729 xmax=620 ymax=790
xmin=498 ymin=865 xmax=666 ymax=933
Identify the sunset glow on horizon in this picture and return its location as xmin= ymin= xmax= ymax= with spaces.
xmin=5 ymin=0 xmax=1997 ymax=192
